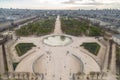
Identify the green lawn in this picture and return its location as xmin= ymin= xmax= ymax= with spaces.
xmin=15 ymin=43 xmax=36 ymax=56
xmin=81 ymin=42 xmax=100 ymax=55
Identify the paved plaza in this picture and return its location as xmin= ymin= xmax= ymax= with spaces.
xmin=9 ymin=15 xmax=116 ymax=80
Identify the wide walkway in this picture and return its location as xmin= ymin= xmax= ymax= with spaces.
xmin=34 ymin=48 xmax=81 ymax=80
xmin=110 ymin=43 xmax=116 ymax=74
xmin=53 ymin=15 xmax=62 ymax=34
xmin=14 ymin=36 xmax=101 ymax=79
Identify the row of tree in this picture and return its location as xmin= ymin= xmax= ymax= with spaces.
xmin=61 ymin=17 xmax=103 ymax=36
xmin=16 ymin=18 xmax=55 ymax=36
xmin=73 ymin=71 xmax=107 ymax=80
xmin=1 ymin=72 xmax=43 ymax=80
xmin=116 ymin=46 xmax=120 ymax=79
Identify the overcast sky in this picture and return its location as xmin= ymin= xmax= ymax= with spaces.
xmin=0 ymin=0 xmax=120 ymax=9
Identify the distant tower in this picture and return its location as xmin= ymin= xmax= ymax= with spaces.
xmin=0 ymin=35 xmax=8 ymax=74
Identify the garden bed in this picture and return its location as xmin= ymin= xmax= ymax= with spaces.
xmin=81 ymin=42 xmax=100 ymax=55
xmin=13 ymin=62 xmax=19 ymax=70
xmin=15 ymin=43 xmax=36 ymax=56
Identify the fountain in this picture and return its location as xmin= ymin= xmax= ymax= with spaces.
xmin=43 ymin=35 xmax=72 ymax=46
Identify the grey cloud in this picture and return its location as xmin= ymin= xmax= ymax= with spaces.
xmin=62 ymin=0 xmax=75 ymax=4
xmin=62 ymin=0 xmax=103 ymax=5
xmin=82 ymin=2 xmax=103 ymax=5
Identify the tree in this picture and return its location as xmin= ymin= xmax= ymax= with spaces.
xmin=90 ymin=72 xmax=95 ymax=80
xmin=0 ymin=74 xmax=1 ymax=80
xmin=76 ymin=72 xmax=85 ymax=79
xmin=96 ymin=72 xmax=101 ymax=79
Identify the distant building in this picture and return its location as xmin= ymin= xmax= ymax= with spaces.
xmin=117 ymin=28 xmax=120 ymax=33
xmin=112 ymin=34 xmax=120 ymax=45
xmin=103 ymin=31 xmax=112 ymax=40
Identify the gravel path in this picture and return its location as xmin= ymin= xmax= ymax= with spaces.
xmin=54 ymin=15 xmax=62 ymax=34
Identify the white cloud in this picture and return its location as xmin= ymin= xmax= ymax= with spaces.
xmin=0 ymin=0 xmax=120 ymax=9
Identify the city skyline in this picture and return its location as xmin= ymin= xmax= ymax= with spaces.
xmin=0 ymin=0 xmax=120 ymax=9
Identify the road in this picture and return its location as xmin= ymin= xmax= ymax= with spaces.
xmin=0 ymin=45 xmax=5 ymax=74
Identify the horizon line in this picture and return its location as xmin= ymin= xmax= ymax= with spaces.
xmin=1 ymin=7 xmax=120 ymax=10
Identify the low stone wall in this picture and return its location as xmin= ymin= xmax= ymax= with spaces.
xmin=1 ymin=72 xmax=44 ymax=80
xmin=73 ymin=72 xmax=107 ymax=80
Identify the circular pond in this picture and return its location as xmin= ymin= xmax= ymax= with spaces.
xmin=43 ymin=35 xmax=72 ymax=46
